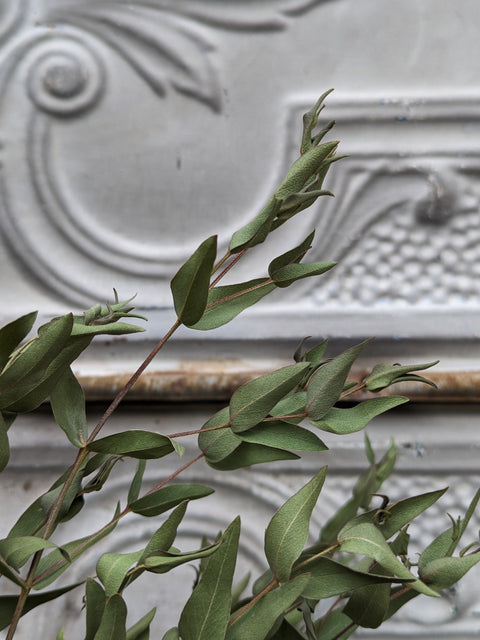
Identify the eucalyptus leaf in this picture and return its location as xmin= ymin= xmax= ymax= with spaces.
xmin=93 ymin=593 xmax=127 ymax=640
xmin=310 ymin=397 xmax=408 ymax=434
xmin=179 ymin=518 xmax=240 ymax=640
xmin=225 ymin=574 xmax=310 ymax=640
xmin=271 ymin=261 xmax=336 ymax=288
xmin=0 ymin=311 xmax=37 ymax=372
xmin=206 ymin=442 xmax=299 ymax=471
xmin=126 ymin=608 xmax=156 ymax=640
xmin=343 ymin=582 xmax=391 ymax=628
xmin=270 ymin=392 xmax=307 ymax=423
xmin=275 ymin=142 xmax=339 ymax=200
xmin=50 ymin=367 xmax=88 ymax=446
xmin=265 ymin=468 xmax=327 ymax=582
xmin=229 ymin=363 xmax=310 ymax=433
xmin=143 ymin=541 xmax=222 ymax=574
xmin=419 ymin=552 xmax=480 ymax=590
xmin=130 ymin=485 xmax=214 ymax=517
xmin=268 ymin=231 xmax=315 ymax=276
xmin=191 ymin=278 xmax=276 ymax=330
xmin=0 ymin=413 xmax=9 ymax=472
xmin=238 ymin=420 xmax=327 ymax=452
xmin=229 ymin=197 xmax=281 ymax=253
xmin=140 ymin=502 xmax=188 ymax=564
xmin=314 ymin=610 xmax=358 ymax=640
xmin=97 ymin=550 xmax=143 ymax=596
xmin=161 ymin=630 xmax=179 ymax=640
xmin=85 ymin=578 xmax=106 ymax=640
xmin=306 ymin=341 xmax=370 ymax=421
xmin=364 ymin=361 xmax=439 ymax=392
xmin=127 ymin=460 xmax=147 ymax=504
xmin=295 ymin=556 xmax=408 ymax=599
xmin=0 ymin=536 xmax=59 ymax=570
xmin=88 ymin=431 xmax=175 ymax=459
xmin=0 ymin=583 xmax=82 ymax=631
xmin=170 ymin=235 xmax=217 ymax=326
xmin=338 ymin=523 xmax=438 ymax=597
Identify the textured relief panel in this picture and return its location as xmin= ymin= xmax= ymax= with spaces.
xmin=0 ymin=0 xmax=332 ymax=310
xmin=285 ymin=97 xmax=480 ymax=311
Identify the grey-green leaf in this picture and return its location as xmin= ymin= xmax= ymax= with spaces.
xmin=238 ymin=420 xmax=327 ymax=452
xmin=206 ymin=442 xmax=299 ymax=471
xmin=50 ymin=367 xmax=88 ymax=446
xmin=85 ymin=578 xmax=106 ymax=640
xmin=0 ymin=536 xmax=59 ymax=570
xmin=230 ymin=363 xmax=310 ymax=433
xmin=364 ymin=361 xmax=439 ymax=392
xmin=271 ymin=261 xmax=336 ymax=288
xmin=170 ymin=235 xmax=217 ymax=326
xmin=310 ymin=397 xmax=408 ymax=434
xmin=179 ymin=518 xmax=240 ymax=640
xmin=306 ymin=341 xmax=370 ymax=420
xmin=0 ymin=311 xmax=37 ymax=372
xmin=338 ymin=522 xmax=438 ymax=597
xmin=343 ymin=583 xmax=391 ymax=628
xmin=419 ymin=553 xmax=480 ymax=590
xmin=97 ymin=551 xmax=143 ymax=596
xmin=0 ymin=583 xmax=82 ymax=631
xmin=225 ymin=574 xmax=310 ymax=640
xmin=127 ymin=460 xmax=147 ymax=504
xmin=88 ymin=431 xmax=175 ymax=459
xmin=191 ymin=278 xmax=276 ymax=330
xmin=126 ymin=608 xmax=156 ymax=640
xmin=130 ymin=485 xmax=214 ymax=517
xmin=265 ymin=468 xmax=327 ymax=582
xmin=93 ymin=593 xmax=127 ymax=640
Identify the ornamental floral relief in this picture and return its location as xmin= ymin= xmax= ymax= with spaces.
xmin=0 ymin=0 xmax=332 ymax=308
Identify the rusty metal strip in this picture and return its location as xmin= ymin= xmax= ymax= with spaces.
xmin=78 ymin=365 xmax=480 ymax=403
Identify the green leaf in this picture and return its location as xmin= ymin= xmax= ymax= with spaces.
xmin=0 ymin=583 xmax=82 ymax=631
xmin=0 ymin=413 xmax=9 ymax=472
xmin=127 ymin=460 xmax=147 ymax=504
xmin=268 ymin=231 xmax=315 ymax=276
xmin=0 ymin=311 xmax=37 ymax=372
xmin=301 ymin=89 xmax=335 ymax=154
xmin=170 ymin=235 xmax=217 ymax=326
xmin=191 ymin=278 xmax=276 ymax=330
xmin=0 ymin=536 xmax=59 ymax=570
xmin=130 ymin=485 xmax=214 ymax=517
xmin=225 ymin=575 xmax=310 ymax=640
xmin=126 ymin=608 xmax=156 ymax=640
xmin=364 ymin=361 xmax=439 ymax=392
xmin=265 ymin=468 xmax=327 ymax=582
xmin=306 ymin=341 xmax=370 ymax=420
xmin=0 ymin=556 xmax=24 ymax=587
xmin=56 ymin=627 xmax=65 ymax=640
xmin=275 ymin=142 xmax=339 ymax=200
xmin=310 ymin=397 xmax=408 ymax=434
xmin=229 ymin=197 xmax=281 ymax=253
xmin=85 ymin=578 xmax=106 ymax=640
xmin=271 ymin=262 xmax=336 ymax=288
xmin=143 ymin=541 xmax=222 ymax=574
xmin=93 ymin=593 xmax=127 ymax=640
xmin=0 ymin=314 xmax=74 ymax=410
xmin=97 ymin=551 xmax=143 ymax=596
xmin=419 ymin=552 xmax=480 ymax=590
xmin=270 ymin=392 xmax=307 ymax=423
xmin=34 ymin=514 xmax=119 ymax=589
xmin=206 ymin=442 xmax=299 ymax=471
xmin=88 ymin=431 xmax=175 ymax=459
xmin=140 ymin=502 xmax=188 ymax=562
xmin=315 ymin=610 xmax=357 ymax=640
xmin=296 ymin=556 xmax=408 ymax=599
xmin=343 ymin=583 xmax=390 ymax=628
xmin=343 ymin=488 xmax=448 ymax=540
xmin=230 ymin=363 xmax=310 ymax=433
xmin=238 ymin=420 xmax=327 ymax=452
xmin=179 ymin=518 xmax=240 ymax=640
xmin=50 ymin=367 xmax=88 ymax=446
xmin=161 ymin=629 xmax=179 ymax=640
xmin=338 ymin=523 xmax=438 ymax=597
xmin=71 ymin=322 xmax=145 ymax=336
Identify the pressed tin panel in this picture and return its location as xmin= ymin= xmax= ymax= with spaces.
xmin=1 ymin=1 xmax=480 ymax=638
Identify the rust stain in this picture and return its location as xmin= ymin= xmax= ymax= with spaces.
xmin=77 ymin=362 xmax=480 ymax=403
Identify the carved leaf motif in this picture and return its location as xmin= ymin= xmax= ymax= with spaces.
xmin=45 ymin=0 xmax=331 ymax=111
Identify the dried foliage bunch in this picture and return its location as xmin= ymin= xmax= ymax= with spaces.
xmin=0 ymin=92 xmax=479 ymax=640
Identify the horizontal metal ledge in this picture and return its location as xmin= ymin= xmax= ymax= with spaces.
xmin=77 ymin=366 xmax=480 ymax=403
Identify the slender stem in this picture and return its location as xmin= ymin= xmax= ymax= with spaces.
xmin=321 ymin=595 xmax=343 ymax=622
xmin=228 ymin=576 xmax=278 ymax=627
xmin=87 ymin=319 xmax=181 ymax=443
xmin=212 ymin=250 xmax=232 ymax=276
xmin=293 ymin=542 xmax=340 ymax=571
xmin=144 ymin=450 xmax=206 ymax=496
xmin=331 ymin=621 xmax=356 ymax=640
xmin=167 ymin=422 xmax=229 ymax=439
xmin=262 ymin=413 xmax=307 ymax=422
xmin=210 ymin=249 xmax=247 ymax=288
xmin=339 ymin=381 xmax=367 ymax=400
